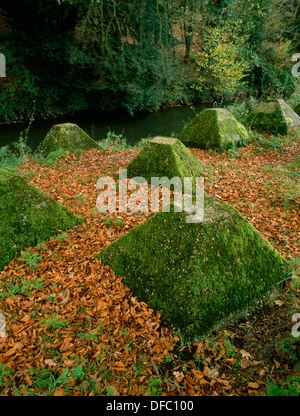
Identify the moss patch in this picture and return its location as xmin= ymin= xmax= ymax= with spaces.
xmin=37 ymin=123 xmax=101 ymax=155
xmin=97 ymin=195 xmax=289 ymax=341
xmin=177 ymin=108 xmax=251 ymax=152
xmin=247 ymin=99 xmax=300 ymax=135
xmin=126 ymin=136 xmax=205 ymax=182
xmin=0 ymin=169 xmax=82 ymax=270
xmin=294 ymin=103 xmax=300 ymax=117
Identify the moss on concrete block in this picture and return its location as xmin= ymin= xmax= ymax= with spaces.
xmin=126 ymin=136 xmax=205 ymax=182
xmin=0 ymin=169 xmax=82 ymax=270
xmin=97 ymin=195 xmax=289 ymax=340
xmin=37 ymin=123 xmax=101 ymax=154
xmin=247 ymin=99 xmax=300 ymax=135
xmin=177 ymin=108 xmax=251 ymax=151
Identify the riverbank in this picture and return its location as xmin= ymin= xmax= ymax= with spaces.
xmin=0 ymin=102 xmax=214 ymax=150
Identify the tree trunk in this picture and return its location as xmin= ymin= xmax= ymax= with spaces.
xmin=183 ymin=18 xmax=194 ymax=63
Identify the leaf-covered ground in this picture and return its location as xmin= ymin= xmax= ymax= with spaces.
xmin=0 ymin=134 xmax=299 ymax=396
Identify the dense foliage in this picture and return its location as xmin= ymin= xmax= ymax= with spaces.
xmin=0 ymin=0 xmax=299 ymax=122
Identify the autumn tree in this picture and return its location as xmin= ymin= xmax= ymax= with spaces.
xmin=194 ymin=23 xmax=250 ymax=100
xmin=0 ymin=0 xmax=298 ymax=122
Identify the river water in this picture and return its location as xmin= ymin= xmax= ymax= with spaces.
xmin=0 ymin=103 xmax=212 ymax=151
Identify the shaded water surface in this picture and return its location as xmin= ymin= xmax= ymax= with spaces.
xmin=0 ymin=103 xmax=211 ymax=151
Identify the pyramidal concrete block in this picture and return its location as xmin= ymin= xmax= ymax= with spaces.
xmin=0 ymin=169 xmax=82 ymax=270
xmin=97 ymin=195 xmax=289 ymax=340
xmin=37 ymin=123 xmax=101 ymax=154
xmin=126 ymin=136 xmax=205 ymax=182
xmin=294 ymin=103 xmax=300 ymax=117
xmin=177 ymin=108 xmax=252 ymax=151
xmin=247 ymin=99 xmax=300 ymax=135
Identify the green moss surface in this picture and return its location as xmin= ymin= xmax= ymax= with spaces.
xmin=97 ymin=195 xmax=289 ymax=340
xmin=37 ymin=123 xmax=101 ymax=154
xmin=0 ymin=169 xmax=82 ymax=270
xmin=177 ymin=108 xmax=251 ymax=151
xmin=247 ymin=99 xmax=300 ymax=135
xmin=126 ymin=136 xmax=205 ymax=182
xmin=294 ymin=103 xmax=300 ymax=116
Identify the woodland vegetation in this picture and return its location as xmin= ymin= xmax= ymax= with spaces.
xmin=0 ymin=0 xmax=299 ymax=122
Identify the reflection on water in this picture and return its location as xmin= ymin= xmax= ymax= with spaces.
xmin=0 ymin=103 xmax=212 ymax=151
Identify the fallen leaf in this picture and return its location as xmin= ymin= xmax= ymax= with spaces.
xmin=240 ymin=358 xmax=250 ymax=369
xmin=274 ymin=359 xmax=280 ymax=369
xmin=240 ymin=350 xmax=252 ymax=359
xmin=63 ymin=360 xmax=74 ymax=366
xmin=199 ymin=378 xmax=210 ymax=392
xmin=13 ymin=342 xmax=24 ymax=351
xmin=207 ymin=367 xmax=219 ymax=379
xmin=248 ymin=382 xmax=259 ymax=389
xmin=54 ymin=387 xmax=65 ymax=396
xmin=45 ymin=359 xmax=57 ymax=367
xmin=20 ymin=315 xmax=31 ymax=323
xmin=153 ymin=344 xmax=162 ymax=354
xmin=274 ymin=300 xmax=284 ymax=306
xmin=173 ymin=371 xmax=185 ymax=382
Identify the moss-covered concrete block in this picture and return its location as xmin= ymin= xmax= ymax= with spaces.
xmin=0 ymin=169 xmax=82 ymax=270
xmin=126 ymin=136 xmax=205 ymax=182
xmin=247 ymin=99 xmax=300 ymax=135
xmin=177 ymin=108 xmax=251 ymax=151
xmin=97 ymin=195 xmax=289 ymax=340
xmin=37 ymin=123 xmax=101 ymax=154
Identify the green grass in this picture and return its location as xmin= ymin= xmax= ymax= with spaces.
xmin=265 ymin=376 xmax=300 ymax=396
xmin=0 ymin=136 xmax=32 ymax=169
xmin=288 ymin=155 xmax=300 ymax=178
xmin=3 ymin=356 xmax=120 ymax=396
xmin=74 ymin=194 xmax=88 ymax=205
xmin=40 ymin=314 xmax=70 ymax=331
xmin=98 ymin=130 xmax=132 ymax=150
xmin=0 ymin=364 xmax=15 ymax=391
xmin=0 ymin=275 xmax=44 ymax=299
xmin=32 ymin=149 xmax=70 ymax=167
xmin=102 ymin=217 xmax=125 ymax=227
xmin=11 ymin=365 xmax=85 ymax=396
xmin=146 ymin=376 xmax=163 ymax=396
xmin=253 ymin=134 xmax=288 ymax=154
xmin=77 ymin=323 xmax=104 ymax=343
xmin=18 ymin=250 xmax=43 ymax=270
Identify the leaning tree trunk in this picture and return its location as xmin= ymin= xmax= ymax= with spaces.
xmin=183 ymin=18 xmax=194 ymax=63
